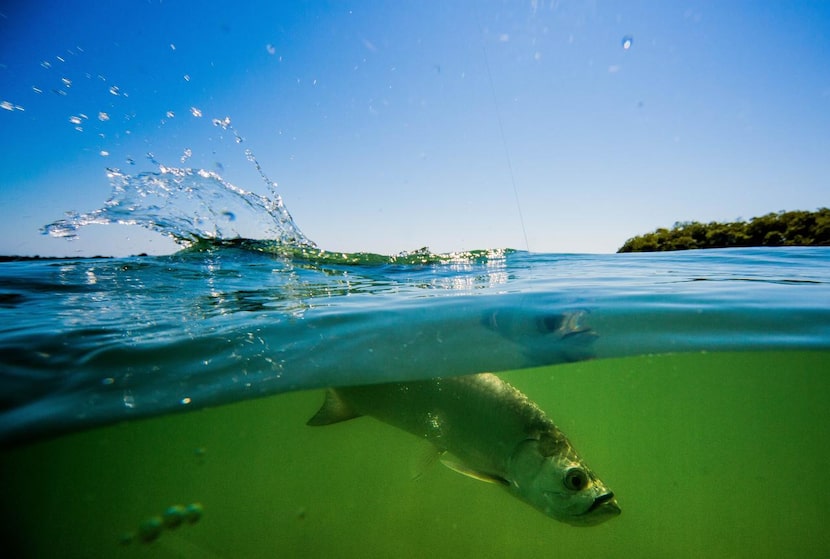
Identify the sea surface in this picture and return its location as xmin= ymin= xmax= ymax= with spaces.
xmin=1 ymin=168 xmax=829 ymax=557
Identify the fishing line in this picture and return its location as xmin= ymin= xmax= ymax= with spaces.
xmin=481 ymin=43 xmax=530 ymax=252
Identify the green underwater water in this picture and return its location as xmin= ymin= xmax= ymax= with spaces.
xmin=1 ymin=350 xmax=828 ymax=559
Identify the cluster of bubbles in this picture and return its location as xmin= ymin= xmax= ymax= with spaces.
xmin=120 ymin=502 xmax=204 ymax=545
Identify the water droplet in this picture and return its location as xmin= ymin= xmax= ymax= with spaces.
xmin=109 ymin=85 xmax=120 ymax=95
xmin=69 ymin=115 xmax=82 ymax=125
xmin=170 ymin=43 xmax=176 ymax=51
xmin=266 ymin=44 xmax=276 ymax=55
xmin=183 ymin=74 xmax=191 ymax=82
xmin=211 ymin=116 xmax=231 ymax=129
xmin=166 ymin=111 xmax=175 ymax=119
xmin=61 ymin=77 xmax=72 ymax=87
xmin=100 ymin=150 xmax=110 ymax=157
xmin=180 ymin=148 xmax=192 ymax=163
xmin=0 ymin=101 xmax=13 ymax=111
xmin=190 ymin=107 xmax=202 ymax=118
xmin=41 ymin=60 xmax=52 ymax=69
xmin=621 ymin=35 xmax=633 ymax=50
xmin=32 ymin=86 xmax=43 ymax=94
xmin=98 ymin=112 xmax=110 ymax=121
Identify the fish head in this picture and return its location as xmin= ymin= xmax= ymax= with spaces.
xmin=507 ymin=435 xmax=620 ymax=526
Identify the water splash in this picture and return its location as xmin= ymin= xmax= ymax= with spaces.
xmin=42 ymin=167 xmax=314 ymax=248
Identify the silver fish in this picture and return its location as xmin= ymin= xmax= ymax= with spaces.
xmin=308 ymin=372 xmax=620 ymax=526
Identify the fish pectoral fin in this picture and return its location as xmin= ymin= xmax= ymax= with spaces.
xmin=306 ymin=389 xmax=362 ymax=426
xmin=439 ymin=455 xmax=509 ymax=486
xmin=410 ymin=443 xmax=443 ymax=481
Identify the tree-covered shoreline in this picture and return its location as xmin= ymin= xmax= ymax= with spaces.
xmin=618 ymin=209 xmax=830 ymax=253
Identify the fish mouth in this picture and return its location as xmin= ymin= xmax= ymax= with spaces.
xmin=585 ymin=492 xmax=620 ymax=515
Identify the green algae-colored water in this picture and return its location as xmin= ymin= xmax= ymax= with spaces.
xmin=3 ymin=350 xmax=827 ymax=558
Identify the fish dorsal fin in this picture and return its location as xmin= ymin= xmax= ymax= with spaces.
xmin=440 ymin=455 xmax=509 ymax=486
xmin=306 ymin=389 xmax=362 ymax=426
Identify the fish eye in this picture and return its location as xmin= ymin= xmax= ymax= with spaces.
xmin=563 ymin=467 xmax=588 ymax=491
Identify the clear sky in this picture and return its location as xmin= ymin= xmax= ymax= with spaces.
xmin=1 ymin=1 xmax=828 ymax=256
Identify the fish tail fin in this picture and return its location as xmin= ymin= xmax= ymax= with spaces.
xmin=306 ymin=389 xmax=362 ymax=426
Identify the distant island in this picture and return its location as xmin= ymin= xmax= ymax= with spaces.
xmin=618 ymin=208 xmax=830 ymax=253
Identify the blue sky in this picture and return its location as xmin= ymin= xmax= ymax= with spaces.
xmin=1 ymin=1 xmax=828 ymax=256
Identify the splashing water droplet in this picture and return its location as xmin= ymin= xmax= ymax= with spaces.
xmin=62 ymin=77 xmax=72 ymax=87
xmin=180 ymin=148 xmax=192 ymax=163
xmin=109 ymin=85 xmax=120 ymax=95
xmin=166 ymin=111 xmax=175 ymax=119
xmin=212 ymin=116 xmax=231 ymax=130
xmin=42 ymin=167 xmax=314 ymax=248
xmin=622 ymin=35 xmax=633 ymax=50
xmin=41 ymin=61 xmax=52 ymax=69
xmin=98 ymin=112 xmax=110 ymax=121
xmin=1 ymin=101 xmax=14 ymax=111
xmin=184 ymin=74 xmax=191 ymax=82
xmin=266 ymin=44 xmax=276 ymax=55
xmin=69 ymin=115 xmax=82 ymax=125
xmin=190 ymin=107 xmax=203 ymax=118
xmin=100 ymin=150 xmax=110 ymax=157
